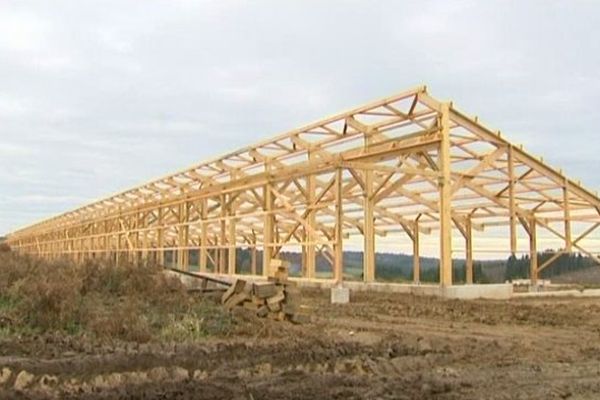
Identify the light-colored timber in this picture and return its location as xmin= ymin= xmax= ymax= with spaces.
xmin=5 ymin=86 xmax=600 ymax=286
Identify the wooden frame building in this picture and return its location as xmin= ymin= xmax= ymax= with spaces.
xmin=6 ymin=86 xmax=600 ymax=286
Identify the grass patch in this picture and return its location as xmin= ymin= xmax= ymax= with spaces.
xmin=0 ymin=253 xmax=235 ymax=342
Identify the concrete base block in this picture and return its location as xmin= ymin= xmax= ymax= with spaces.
xmin=331 ymin=286 xmax=350 ymax=304
xmin=442 ymin=284 xmax=513 ymax=300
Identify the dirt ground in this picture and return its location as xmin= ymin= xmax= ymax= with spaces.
xmin=2 ymin=288 xmax=600 ymax=399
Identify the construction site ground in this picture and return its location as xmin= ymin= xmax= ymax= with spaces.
xmin=2 ymin=288 xmax=600 ymax=399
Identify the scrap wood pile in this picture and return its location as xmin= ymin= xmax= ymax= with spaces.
xmin=221 ymin=260 xmax=306 ymax=323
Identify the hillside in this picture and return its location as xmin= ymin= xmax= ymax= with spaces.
xmin=549 ymin=266 xmax=600 ymax=286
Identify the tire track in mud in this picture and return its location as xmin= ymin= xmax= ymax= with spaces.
xmin=0 ymin=336 xmax=468 ymax=400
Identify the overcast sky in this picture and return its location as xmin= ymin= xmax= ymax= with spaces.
xmin=1 ymin=0 xmax=599 ymax=235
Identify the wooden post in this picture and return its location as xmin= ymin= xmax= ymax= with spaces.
xmin=214 ymin=234 xmax=220 ymax=271
xmin=363 ymin=168 xmax=375 ymax=282
xmin=439 ymin=102 xmax=453 ymax=287
xmin=262 ymin=182 xmax=274 ymax=276
xmin=200 ymin=198 xmax=208 ymax=272
xmin=251 ymin=244 xmax=257 ymax=275
xmin=183 ymin=205 xmax=189 ymax=270
xmin=157 ymin=207 xmax=165 ymax=266
xmin=219 ymin=195 xmax=227 ymax=274
xmin=508 ymin=146 xmax=517 ymax=255
xmin=141 ymin=213 xmax=149 ymax=262
xmin=228 ymin=215 xmax=236 ymax=275
xmin=305 ymin=161 xmax=316 ymax=279
xmin=177 ymin=203 xmax=189 ymax=270
xmin=116 ymin=231 xmax=121 ymax=267
xmin=564 ymin=180 xmax=572 ymax=253
xmin=301 ymin=242 xmax=307 ymax=277
xmin=132 ymin=217 xmax=139 ymax=265
xmin=529 ymin=217 xmax=538 ymax=285
xmin=333 ymin=168 xmax=343 ymax=283
xmin=413 ymin=219 xmax=420 ymax=284
xmin=465 ymin=217 xmax=473 ymax=284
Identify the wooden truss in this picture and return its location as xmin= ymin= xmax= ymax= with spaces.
xmin=6 ymin=86 xmax=600 ymax=286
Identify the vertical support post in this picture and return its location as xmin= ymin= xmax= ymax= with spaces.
xmin=564 ymin=179 xmax=572 ymax=253
xmin=214 ymin=234 xmax=220 ymax=270
xmin=200 ymin=198 xmax=208 ymax=272
xmin=333 ymin=168 xmax=343 ymax=283
xmin=305 ymin=162 xmax=316 ymax=279
xmin=177 ymin=203 xmax=189 ymax=270
xmin=228 ymin=214 xmax=236 ymax=275
xmin=301 ymin=242 xmax=307 ymax=277
xmin=132 ymin=216 xmax=139 ymax=264
xmin=529 ymin=217 xmax=538 ymax=285
xmin=141 ymin=213 xmax=149 ymax=262
xmin=251 ymin=240 xmax=257 ymax=275
xmin=412 ymin=219 xmax=420 ymax=284
xmin=71 ymin=235 xmax=76 ymax=262
xmin=508 ymin=146 xmax=517 ymax=255
xmin=363 ymin=169 xmax=375 ymax=282
xmin=183 ymin=207 xmax=189 ymax=270
xmin=116 ymin=230 xmax=121 ymax=267
xmin=157 ymin=207 xmax=165 ymax=266
xmin=263 ymin=182 xmax=274 ymax=276
xmin=465 ymin=217 xmax=473 ymax=284
xmin=219 ymin=195 xmax=227 ymax=274
xmin=439 ymin=102 xmax=453 ymax=287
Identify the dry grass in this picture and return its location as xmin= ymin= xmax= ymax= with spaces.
xmin=0 ymin=252 xmax=234 ymax=342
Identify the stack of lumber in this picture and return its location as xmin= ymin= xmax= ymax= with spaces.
xmin=221 ymin=259 xmax=305 ymax=323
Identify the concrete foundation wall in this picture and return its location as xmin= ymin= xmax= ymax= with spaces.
xmin=168 ymin=270 xmax=600 ymax=300
xmin=442 ymin=284 xmax=513 ymax=300
xmin=168 ymin=271 xmax=516 ymax=300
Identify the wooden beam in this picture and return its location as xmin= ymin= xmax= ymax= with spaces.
xmin=228 ymin=215 xmax=236 ymax=275
xmin=508 ymin=146 xmax=517 ymax=255
xmin=529 ymin=217 xmax=538 ymax=285
xmin=564 ymin=179 xmax=572 ymax=252
xmin=413 ymin=218 xmax=420 ymax=284
xmin=262 ymin=182 xmax=274 ymax=277
xmin=219 ymin=195 xmax=227 ymax=273
xmin=305 ymin=155 xmax=317 ymax=279
xmin=439 ymin=102 xmax=453 ymax=287
xmin=333 ymin=168 xmax=343 ymax=283
xmin=200 ymin=199 xmax=208 ymax=272
xmin=465 ymin=217 xmax=473 ymax=284
xmin=363 ymin=154 xmax=375 ymax=282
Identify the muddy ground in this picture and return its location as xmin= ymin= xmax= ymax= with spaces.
xmin=2 ymin=288 xmax=600 ymax=399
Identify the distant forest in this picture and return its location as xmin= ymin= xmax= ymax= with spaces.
xmin=505 ymin=251 xmax=597 ymax=281
xmin=8 ymin=241 xmax=595 ymax=283
xmin=226 ymin=248 xmax=598 ymax=284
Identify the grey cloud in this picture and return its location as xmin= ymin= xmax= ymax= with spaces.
xmin=1 ymin=0 xmax=599 ymax=233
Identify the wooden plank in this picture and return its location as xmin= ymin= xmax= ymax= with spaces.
xmin=221 ymin=279 xmax=246 ymax=304
xmin=256 ymin=305 xmax=269 ymax=318
xmin=254 ymin=282 xmax=277 ymax=299
xmin=224 ymin=292 xmax=248 ymax=310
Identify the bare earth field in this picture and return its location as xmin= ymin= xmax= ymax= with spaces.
xmin=2 ymin=286 xmax=600 ymax=399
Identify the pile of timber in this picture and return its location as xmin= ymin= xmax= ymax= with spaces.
xmin=221 ymin=260 xmax=305 ymax=323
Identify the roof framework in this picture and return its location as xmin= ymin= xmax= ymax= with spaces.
xmin=6 ymin=86 xmax=600 ymax=285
